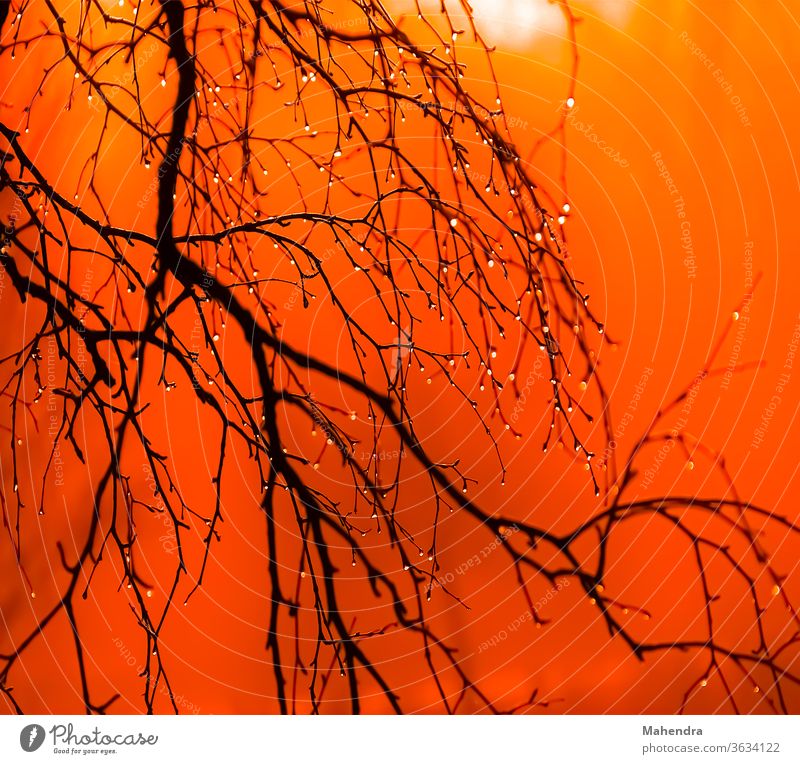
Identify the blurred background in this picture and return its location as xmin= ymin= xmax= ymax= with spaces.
xmin=1 ymin=0 xmax=799 ymax=714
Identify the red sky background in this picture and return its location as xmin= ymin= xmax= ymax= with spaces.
xmin=1 ymin=0 xmax=799 ymax=714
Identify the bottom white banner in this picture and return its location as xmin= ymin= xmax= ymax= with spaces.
xmin=0 ymin=714 xmax=796 ymax=763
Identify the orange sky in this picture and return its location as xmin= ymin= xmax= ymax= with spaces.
xmin=1 ymin=0 xmax=799 ymax=715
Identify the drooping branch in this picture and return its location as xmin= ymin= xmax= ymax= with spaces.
xmin=0 ymin=0 xmax=797 ymax=715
